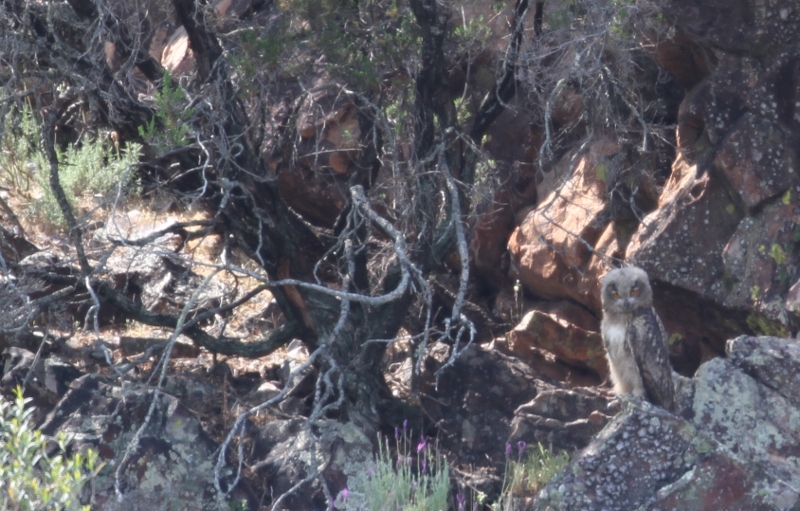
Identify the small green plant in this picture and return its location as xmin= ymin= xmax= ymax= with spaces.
xmin=453 ymin=14 xmax=491 ymax=52
xmin=493 ymin=442 xmax=569 ymax=510
xmin=0 ymin=386 xmax=97 ymax=511
xmin=0 ymin=104 xmax=142 ymax=227
xmin=0 ymin=103 xmax=39 ymax=194
xmin=336 ymin=422 xmax=450 ymax=511
xmin=30 ymin=134 xmax=141 ymax=227
xmin=138 ymin=71 xmax=194 ymax=152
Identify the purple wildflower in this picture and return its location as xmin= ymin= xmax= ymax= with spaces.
xmin=517 ymin=440 xmax=527 ymax=462
xmin=421 ymin=459 xmax=428 ymax=474
xmin=395 ymin=426 xmax=400 ymax=440
xmin=403 ymin=419 xmax=408 ymax=433
xmin=417 ymin=434 xmax=427 ymax=453
xmin=456 ymin=493 xmax=465 ymax=511
xmin=505 ymin=443 xmax=512 ymax=459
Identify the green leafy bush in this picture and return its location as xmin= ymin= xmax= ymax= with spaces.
xmin=0 ymin=387 xmax=97 ymax=511
xmin=0 ymin=104 xmax=39 ymax=194
xmin=138 ymin=71 xmax=194 ymax=153
xmin=30 ymin=135 xmax=141 ymax=227
xmin=0 ymin=103 xmax=141 ymax=227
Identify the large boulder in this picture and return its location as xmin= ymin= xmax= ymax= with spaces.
xmin=507 ymin=138 xmax=618 ymax=311
xmin=533 ymin=398 xmax=796 ymax=510
xmin=624 ymin=18 xmax=800 ymax=339
xmin=418 ymin=342 xmax=612 ymax=465
xmin=508 ymin=309 xmax=608 ymax=379
xmin=103 ymin=243 xmax=227 ymax=320
xmin=533 ymin=335 xmax=800 ymax=510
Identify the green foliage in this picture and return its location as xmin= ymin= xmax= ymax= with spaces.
xmin=227 ymin=499 xmax=249 ymax=511
xmin=0 ymin=104 xmax=39 ymax=194
xmin=493 ymin=443 xmax=569 ymax=510
xmin=229 ymin=23 xmax=288 ymax=100
xmin=474 ymin=157 xmax=497 ymax=187
xmin=0 ymin=387 xmax=97 ymax=511
xmin=138 ymin=71 xmax=194 ymax=152
xmin=30 ymin=135 xmax=141 ymax=227
xmin=595 ymin=163 xmax=607 ymax=183
xmin=0 ymin=103 xmax=141 ymax=227
xmin=453 ymin=14 xmax=491 ymax=53
xmin=268 ymin=0 xmax=419 ymax=89
xmin=337 ymin=430 xmax=450 ymax=511
xmin=746 ymin=313 xmax=788 ymax=338
xmin=770 ymin=244 xmax=787 ymax=265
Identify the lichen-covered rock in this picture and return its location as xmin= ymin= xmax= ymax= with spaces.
xmin=717 ymin=201 xmax=800 ymax=327
xmin=532 ymin=399 xmax=798 ymax=510
xmin=533 ymin=400 xmax=696 ymax=510
xmin=690 ymin=336 xmax=800 ymax=491
xmin=667 ymin=0 xmax=800 ymax=62
xmin=510 ymin=387 xmax=613 ymax=452
xmin=727 ymin=335 xmax=800 ymax=407
xmin=38 ymin=374 xmax=255 ymax=510
xmin=712 ymin=113 xmax=797 ymax=212
xmin=533 ymin=335 xmax=800 ymax=510
xmin=625 ymin=167 xmax=744 ymax=304
xmin=248 ymin=419 xmax=372 ymax=510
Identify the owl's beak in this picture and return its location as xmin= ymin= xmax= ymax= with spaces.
xmin=623 ymin=298 xmax=634 ymax=310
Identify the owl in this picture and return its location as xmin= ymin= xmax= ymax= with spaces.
xmin=600 ymin=266 xmax=675 ymax=412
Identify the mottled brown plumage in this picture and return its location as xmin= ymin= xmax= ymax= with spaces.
xmin=600 ymin=266 xmax=674 ymax=412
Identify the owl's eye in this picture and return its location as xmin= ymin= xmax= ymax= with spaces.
xmin=612 ymin=292 xmax=621 ymax=299
xmin=630 ymin=288 xmax=639 ymax=297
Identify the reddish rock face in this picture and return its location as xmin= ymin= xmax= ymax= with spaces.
xmin=508 ymin=309 xmax=608 ymax=379
xmin=650 ymin=33 xmax=709 ymax=89
xmin=507 ymin=139 xmax=618 ymax=309
xmin=470 ymin=188 xmax=516 ymax=289
xmin=277 ymin=92 xmax=366 ymax=227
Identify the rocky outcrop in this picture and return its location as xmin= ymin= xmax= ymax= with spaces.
xmin=102 ymin=243 xmax=227 ymax=321
xmin=533 ymin=335 xmax=800 ymax=510
xmin=37 ymin=374 xmax=256 ymax=510
xmin=510 ymin=387 xmax=613 ymax=453
xmin=1 ymin=347 xmax=82 ymax=414
xmin=277 ymin=88 xmax=368 ymax=227
xmin=626 ymin=55 xmax=800 ymax=332
xmin=505 ymin=0 xmax=800 ymax=378
xmin=508 ymin=308 xmax=608 ymax=379
xmin=247 ymin=419 xmax=372 ymax=510
xmin=416 ymin=342 xmax=613 ymax=467
xmin=507 ymin=138 xmax=619 ymax=312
